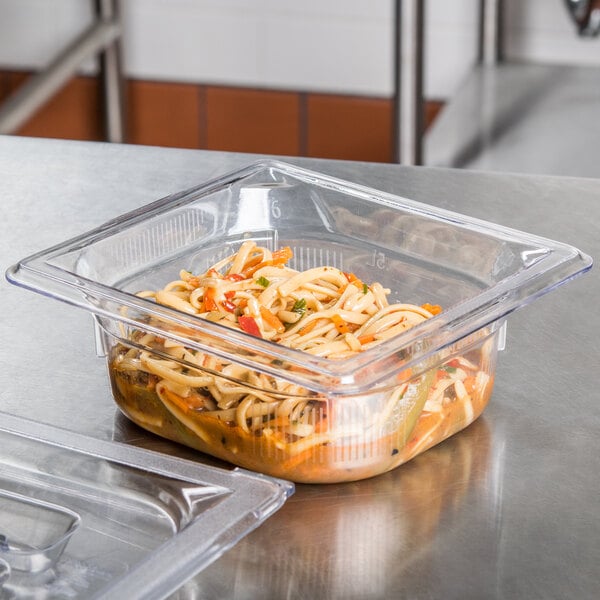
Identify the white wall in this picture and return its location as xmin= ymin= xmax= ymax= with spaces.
xmin=0 ymin=0 xmax=598 ymax=100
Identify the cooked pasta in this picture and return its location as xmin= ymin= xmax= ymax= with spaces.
xmin=134 ymin=241 xmax=440 ymax=355
xmin=108 ymin=242 xmax=494 ymax=482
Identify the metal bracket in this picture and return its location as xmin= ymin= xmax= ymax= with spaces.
xmin=564 ymin=0 xmax=600 ymax=36
xmin=0 ymin=0 xmax=125 ymax=142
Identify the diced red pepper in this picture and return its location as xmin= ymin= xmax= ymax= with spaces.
xmin=238 ymin=315 xmax=262 ymax=337
xmin=222 ymin=290 xmax=237 ymax=312
xmin=222 ymin=299 xmax=237 ymax=313
xmin=203 ymin=287 xmax=219 ymax=312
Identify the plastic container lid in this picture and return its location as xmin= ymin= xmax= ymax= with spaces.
xmin=0 ymin=412 xmax=293 ymax=599
xmin=5 ymin=160 xmax=592 ymax=395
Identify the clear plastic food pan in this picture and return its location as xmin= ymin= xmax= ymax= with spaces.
xmin=6 ymin=160 xmax=592 ymax=483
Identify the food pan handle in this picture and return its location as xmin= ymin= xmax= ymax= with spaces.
xmin=497 ymin=320 xmax=507 ymax=352
xmin=93 ymin=316 xmax=109 ymax=357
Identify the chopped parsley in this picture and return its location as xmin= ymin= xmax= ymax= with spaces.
xmin=291 ymin=298 xmax=307 ymax=315
xmin=362 ymin=283 xmax=368 ymax=294
xmin=256 ymin=275 xmax=270 ymax=287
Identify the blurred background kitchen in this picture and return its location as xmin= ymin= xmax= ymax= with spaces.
xmin=0 ymin=0 xmax=598 ymax=177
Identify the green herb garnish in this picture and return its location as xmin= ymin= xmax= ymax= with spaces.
xmin=362 ymin=283 xmax=368 ymax=294
xmin=291 ymin=298 xmax=307 ymax=315
xmin=256 ymin=276 xmax=270 ymax=287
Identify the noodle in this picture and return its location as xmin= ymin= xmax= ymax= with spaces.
xmin=109 ymin=241 xmax=493 ymax=482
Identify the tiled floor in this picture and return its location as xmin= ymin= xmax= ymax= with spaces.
xmin=0 ymin=70 xmax=443 ymax=163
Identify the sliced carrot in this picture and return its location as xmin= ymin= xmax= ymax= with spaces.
xmin=298 ymin=319 xmax=318 ymax=336
xmin=260 ymin=306 xmax=285 ymax=333
xmin=331 ymin=314 xmax=350 ymax=334
xmin=262 ymin=416 xmax=298 ymax=429
xmin=397 ymin=367 xmax=413 ymax=382
xmin=242 ymin=264 xmax=260 ymax=278
xmin=435 ymin=369 xmax=448 ymax=381
xmin=164 ymin=390 xmax=190 ymax=414
xmin=343 ymin=271 xmax=366 ymax=290
xmin=358 ymin=333 xmax=376 ymax=345
xmin=161 ymin=388 xmax=205 ymax=414
xmin=271 ymin=246 xmax=293 ymax=265
xmin=421 ymin=303 xmax=442 ymax=315
xmin=242 ymin=246 xmax=294 ymax=277
xmin=463 ymin=375 xmax=477 ymax=394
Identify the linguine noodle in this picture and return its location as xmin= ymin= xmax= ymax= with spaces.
xmin=109 ymin=242 xmax=493 ymax=482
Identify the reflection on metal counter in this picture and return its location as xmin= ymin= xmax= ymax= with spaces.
xmin=0 ymin=137 xmax=598 ymax=599
xmin=426 ymin=0 xmax=600 ymax=178
xmin=425 ymin=63 xmax=600 ymax=178
xmin=189 ymin=418 xmax=494 ymax=599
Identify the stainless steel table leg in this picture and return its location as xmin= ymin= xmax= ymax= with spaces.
xmin=96 ymin=0 xmax=126 ymax=143
xmin=393 ymin=0 xmax=424 ymax=166
xmin=479 ymin=0 xmax=504 ymax=65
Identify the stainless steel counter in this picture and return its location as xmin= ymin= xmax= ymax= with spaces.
xmin=425 ymin=63 xmax=600 ymax=179
xmin=1 ymin=135 xmax=598 ymax=599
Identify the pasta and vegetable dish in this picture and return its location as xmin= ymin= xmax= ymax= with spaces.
xmin=108 ymin=241 xmax=495 ymax=482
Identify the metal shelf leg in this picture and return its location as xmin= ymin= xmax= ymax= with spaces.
xmin=479 ymin=0 xmax=504 ymax=65
xmin=393 ymin=0 xmax=425 ymax=166
xmin=96 ymin=0 xmax=126 ymax=143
